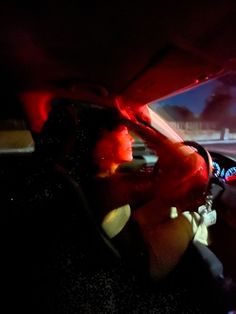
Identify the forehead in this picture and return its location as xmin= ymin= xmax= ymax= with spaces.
xmin=112 ymin=125 xmax=129 ymax=134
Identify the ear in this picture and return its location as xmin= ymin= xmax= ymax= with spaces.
xmin=93 ymin=137 xmax=114 ymax=162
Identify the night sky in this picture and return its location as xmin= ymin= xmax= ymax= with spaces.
xmin=154 ymin=74 xmax=236 ymax=115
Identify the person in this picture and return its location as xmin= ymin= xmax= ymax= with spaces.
xmin=74 ymin=107 xmax=206 ymax=273
xmin=70 ymin=105 xmax=236 ymax=312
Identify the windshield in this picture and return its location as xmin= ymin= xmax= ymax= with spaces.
xmin=148 ymin=72 xmax=236 ymax=157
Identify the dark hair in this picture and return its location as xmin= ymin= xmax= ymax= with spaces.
xmin=33 ymin=100 xmax=78 ymax=166
xmin=34 ymin=101 xmax=123 ymax=182
xmin=73 ymin=105 xmax=122 ymax=182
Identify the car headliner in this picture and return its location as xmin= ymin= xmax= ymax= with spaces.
xmin=1 ymin=1 xmax=236 ymax=106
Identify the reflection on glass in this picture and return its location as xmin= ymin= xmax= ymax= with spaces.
xmin=149 ymin=72 xmax=236 ymax=157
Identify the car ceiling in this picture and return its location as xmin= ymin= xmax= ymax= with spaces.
xmin=1 ymin=1 xmax=236 ymax=105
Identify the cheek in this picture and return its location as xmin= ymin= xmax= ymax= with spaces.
xmin=116 ymin=144 xmax=133 ymax=161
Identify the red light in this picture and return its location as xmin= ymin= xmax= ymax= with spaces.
xmin=20 ymin=91 xmax=53 ymax=133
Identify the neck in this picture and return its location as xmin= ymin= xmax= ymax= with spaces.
xmin=97 ymin=162 xmax=119 ymax=178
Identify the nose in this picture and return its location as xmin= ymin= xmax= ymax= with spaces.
xmin=129 ymin=133 xmax=135 ymax=143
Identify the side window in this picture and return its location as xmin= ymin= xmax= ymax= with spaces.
xmin=0 ymin=118 xmax=34 ymax=155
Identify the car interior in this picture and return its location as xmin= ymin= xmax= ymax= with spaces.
xmin=1 ymin=1 xmax=236 ymax=313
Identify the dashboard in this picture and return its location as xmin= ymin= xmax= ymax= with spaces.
xmin=122 ymin=147 xmax=236 ymax=186
xmin=210 ymin=151 xmax=236 ymax=184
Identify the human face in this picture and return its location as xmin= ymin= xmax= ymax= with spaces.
xmin=111 ymin=125 xmax=134 ymax=163
xmin=94 ymin=125 xmax=134 ymax=166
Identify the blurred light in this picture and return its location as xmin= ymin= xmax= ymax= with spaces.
xmin=20 ymin=91 xmax=53 ymax=132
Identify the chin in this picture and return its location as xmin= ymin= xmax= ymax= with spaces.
xmin=126 ymin=155 xmax=133 ymax=162
xmin=118 ymin=151 xmax=133 ymax=163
